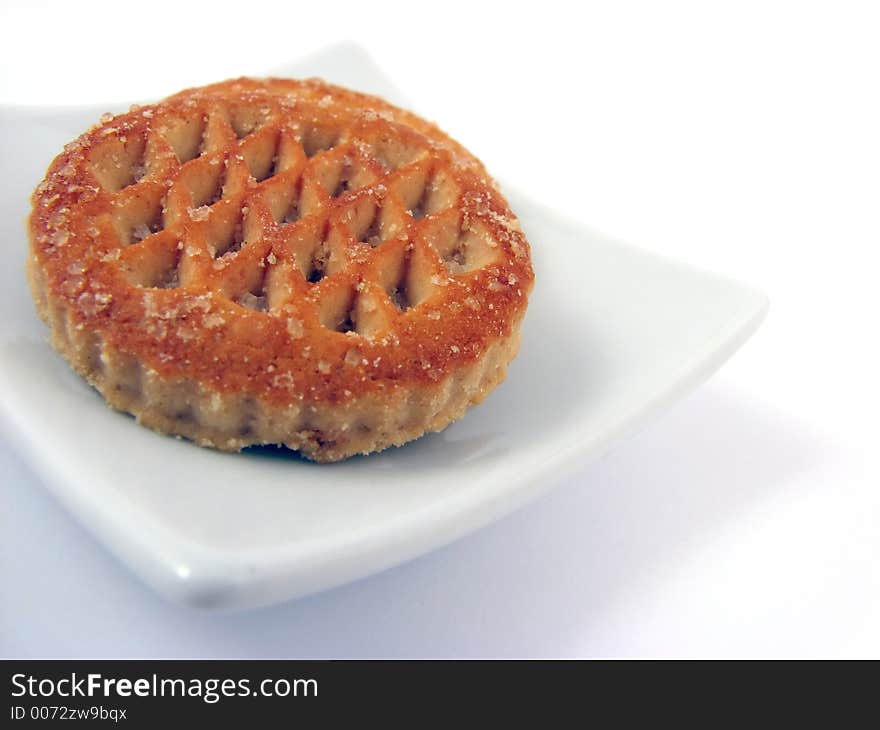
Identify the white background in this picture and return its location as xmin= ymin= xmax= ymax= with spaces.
xmin=1 ymin=0 xmax=878 ymax=657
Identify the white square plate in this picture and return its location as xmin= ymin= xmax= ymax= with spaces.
xmin=0 ymin=45 xmax=767 ymax=611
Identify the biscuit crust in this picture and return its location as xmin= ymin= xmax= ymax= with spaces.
xmin=27 ymin=78 xmax=534 ymax=461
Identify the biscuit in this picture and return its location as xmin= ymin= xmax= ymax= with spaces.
xmin=27 ymin=78 xmax=534 ymax=461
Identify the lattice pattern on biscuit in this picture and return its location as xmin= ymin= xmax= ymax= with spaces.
xmin=87 ymin=99 xmax=502 ymax=339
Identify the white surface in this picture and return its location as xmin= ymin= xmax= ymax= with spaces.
xmin=2 ymin=1 xmax=879 ymax=656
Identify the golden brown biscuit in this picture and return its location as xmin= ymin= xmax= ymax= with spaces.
xmin=27 ymin=78 xmax=534 ymax=461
